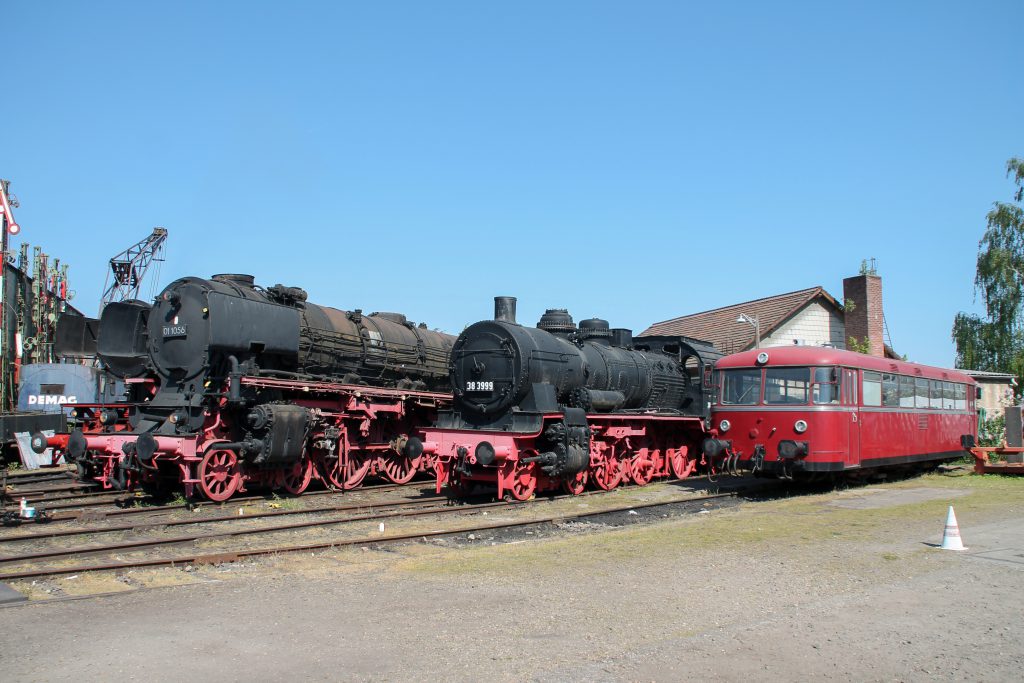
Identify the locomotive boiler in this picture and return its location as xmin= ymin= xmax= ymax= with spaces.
xmin=420 ymin=297 xmax=720 ymax=500
xmin=37 ymin=274 xmax=455 ymax=500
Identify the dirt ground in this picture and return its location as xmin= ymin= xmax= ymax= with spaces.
xmin=0 ymin=472 xmax=1021 ymax=682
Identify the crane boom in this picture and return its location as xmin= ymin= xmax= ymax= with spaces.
xmin=100 ymin=228 xmax=168 ymax=309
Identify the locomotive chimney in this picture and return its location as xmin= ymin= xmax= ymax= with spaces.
xmin=494 ymin=296 xmax=517 ymax=324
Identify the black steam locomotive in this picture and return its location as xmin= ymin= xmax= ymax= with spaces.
xmin=100 ymin=273 xmax=453 ymax=434
xmin=420 ymin=297 xmax=720 ymax=500
xmin=40 ymin=274 xmax=455 ymax=500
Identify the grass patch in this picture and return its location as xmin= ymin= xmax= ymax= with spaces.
xmin=268 ymin=493 xmax=302 ymax=510
xmin=395 ymin=474 xmax=1023 ymax=578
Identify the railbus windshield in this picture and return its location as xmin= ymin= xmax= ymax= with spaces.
xmin=720 ymin=368 xmax=762 ymax=405
xmin=764 ymin=368 xmax=810 ymax=405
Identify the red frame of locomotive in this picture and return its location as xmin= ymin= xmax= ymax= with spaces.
xmin=711 ymin=346 xmax=977 ymax=477
xmin=43 ymin=376 xmax=450 ymax=501
xmin=420 ymin=414 xmax=705 ymax=501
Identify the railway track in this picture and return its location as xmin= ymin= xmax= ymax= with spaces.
xmin=0 ymin=492 xmax=450 ymax=544
xmin=1 ymin=469 xmax=74 ymax=487
xmin=0 ymin=482 xmax=755 ymax=581
xmin=2 ymin=480 xmax=429 ymax=521
xmin=4 ymin=481 xmax=99 ymax=497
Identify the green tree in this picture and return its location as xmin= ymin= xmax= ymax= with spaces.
xmin=953 ymin=158 xmax=1024 ymax=394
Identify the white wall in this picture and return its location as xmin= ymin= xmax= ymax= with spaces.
xmin=976 ymin=380 xmax=1015 ymax=417
xmin=763 ymin=301 xmax=846 ymax=349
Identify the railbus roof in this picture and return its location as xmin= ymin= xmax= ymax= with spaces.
xmin=715 ymin=346 xmax=975 ymax=385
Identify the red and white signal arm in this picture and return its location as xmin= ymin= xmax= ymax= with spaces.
xmin=0 ymin=197 xmax=18 ymax=234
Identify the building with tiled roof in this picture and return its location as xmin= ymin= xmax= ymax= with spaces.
xmin=640 ymin=272 xmax=898 ymax=359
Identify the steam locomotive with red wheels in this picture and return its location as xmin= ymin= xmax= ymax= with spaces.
xmin=417 ymin=297 xmax=721 ymax=501
xmin=35 ymin=274 xmax=454 ymax=501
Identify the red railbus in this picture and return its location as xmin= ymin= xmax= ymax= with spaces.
xmin=706 ymin=347 xmax=977 ymax=480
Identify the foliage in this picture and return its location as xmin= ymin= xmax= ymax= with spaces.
xmin=847 ymin=336 xmax=872 ymax=354
xmin=952 ymin=158 xmax=1024 ymax=395
xmin=978 ymin=414 xmax=1006 ymax=448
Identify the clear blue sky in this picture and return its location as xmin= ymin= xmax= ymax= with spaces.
xmin=5 ymin=1 xmax=1022 ymax=367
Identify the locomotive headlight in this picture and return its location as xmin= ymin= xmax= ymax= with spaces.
xmin=719 ymin=419 xmax=731 ymax=433
xmin=99 ymin=409 xmax=119 ymax=425
xmin=794 ymin=419 xmax=808 ymax=434
xmin=69 ymin=408 xmax=79 ymax=418
xmin=169 ymin=410 xmax=188 ymax=425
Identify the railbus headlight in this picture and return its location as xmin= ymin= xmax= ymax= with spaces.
xmin=719 ymin=419 xmax=731 ymax=433
xmin=794 ymin=419 xmax=808 ymax=434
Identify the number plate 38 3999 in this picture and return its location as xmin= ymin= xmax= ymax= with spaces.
xmin=465 ymin=381 xmax=494 ymax=392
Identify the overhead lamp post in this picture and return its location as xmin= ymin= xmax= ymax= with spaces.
xmin=737 ymin=313 xmax=761 ymax=349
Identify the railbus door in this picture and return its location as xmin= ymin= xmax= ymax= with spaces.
xmin=842 ymin=368 xmax=861 ymax=467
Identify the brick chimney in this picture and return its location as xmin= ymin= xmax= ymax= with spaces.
xmin=843 ymin=272 xmax=884 ymax=356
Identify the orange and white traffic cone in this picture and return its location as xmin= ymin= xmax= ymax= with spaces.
xmin=940 ymin=505 xmax=967 ymax=551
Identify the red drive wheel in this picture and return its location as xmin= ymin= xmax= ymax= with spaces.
xmin=382 ymin=453 xmax=417 ymax=484
xmin=562 ymin=470 xmax=587 ymax=495
xmin=281 ymin=455 xmax=313 ymax=495
xmin=342 ymin=452 xmax=372 ymax=489
xmin=318 ymin=455 xmax=343 ymax=489
xmin=320 ymin=452 xmax=372 ymax=490
xmin=506 ymin=461 xmax=537 ymax=502
xmin=630 ymin=450 xmax=656 ymax=486
xmin=591 ymin=452 xmax=623 ymax=491
xmin=198 ymin=447 xmax=241 ymax=502
xmin=669 ymin=446 xmax=694 ymax=479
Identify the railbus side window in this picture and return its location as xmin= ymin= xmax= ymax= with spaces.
xmin=721 ymin=368 xmax=762 ymax=405
xmin=929 ymin=380 xmax=943 ymax=409
xmin=942 ymin=381 xmax=955 ymax=410
xmin=899 ymin=376 xmax=916 ymax=408
xmin=882 ymin=373 xmax=899 ymax=407
xmin=862 ymin=371 xmax=882 ymax=406
xmin=915 ymin=377 xmax=930 ymax=408
xmin=812 ymin=367 xmax=840 ymax=404
xmin=843 ymin=368 xmax=858 ymax=405
xmin=954 ymin=383 xmax=967 ymax=410
xmin=765 ymin=367 xmax=810 ymax=405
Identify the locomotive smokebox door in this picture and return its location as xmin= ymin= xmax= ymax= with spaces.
xmin=452 ymin=324 xmax=518 ymax=414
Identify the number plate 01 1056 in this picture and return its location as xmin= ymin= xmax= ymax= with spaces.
xmin=163 ymin=324 xmax=188 ymax=338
